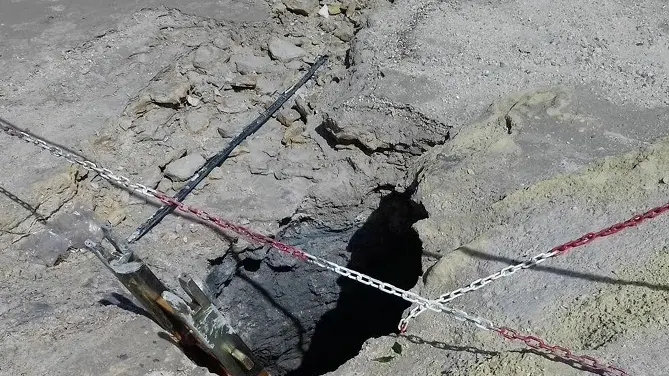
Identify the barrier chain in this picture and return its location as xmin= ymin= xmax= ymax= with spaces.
xmin=399 ymin=201 xmax=669 ymax=330
xmin=0 ymin=120 xmax=496 ymax=324
xmin=496 ymin=327 xmax=627 ymax=376
xmin=1 ymin=120 xmax=630 ymax=375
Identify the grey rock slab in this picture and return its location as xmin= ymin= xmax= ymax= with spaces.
xmin=217 ymin=126 xmax=234 ymax=139
xmin=184 ymin=107 xmax=211 ymax=133
xmin=285 ymin=59 xmax=305 ymax=70
xmin=255 ymin=75 xmax=282 ymax=94
xmin=159 ymin=147 xmax=188 ymax=168
xmin=232 ymin=54 xmax=274 ymax=74
xmin=294 ymin=96 xmax=312 ymax=118
xmin=216 ymin=94 xmax=250 ymax=114
xmin=277 ymin=108 xmax=302 ymax=126
xmin=157 ymin=177 xmax=175 ymax=193
xmin=192 ymin=44 xmax=228 ymax=72
xmin=164 ymin=153 xmax=206 ymax=181
xmin=205 ymin=168 xmax=312 ymax=223
xmin=268 ymin=38 xmax=306 ymax=62
xmin=282 ymin=0 xmax=318 ymax=16
xmin=213 ymin=36 xmax=235 ymax=50
xmin=321 ymin=116 xmax=388 ymax=151
xmin=230 ymin=74 xmax=257 ymax=89
xmin=333 ymin=22 xmax=354 ymax=42
xmin=214 ymin=110 xmax=261 ymax=138
xmin=145 ymin=70 xmax=191 ymax=106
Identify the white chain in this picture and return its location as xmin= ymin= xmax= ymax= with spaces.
xmin=0 ymin=121 xmax=637 ymax=374
xmin=1 ymin=123 xmax=158 ymax=199
xmin=398 ymin=248 xmax=560 ymax=329
xmin=157 ymin=193 xmax=498 ymax=331
xmin=302 ymin=253 xmax=496 ymax=331
xmin=0 ymin=122 xmax=498 ymax=332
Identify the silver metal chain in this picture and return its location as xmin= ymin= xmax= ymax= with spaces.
xmin=399 ymin=250 xmax=559 ymax=329
xmin=152 ymin=192 xmax=498 ymax=331
xmin=1 ymin=122 xmax=159 ymax=199
xmin=0 ymin=120 xmax=636 ymax=374
xmin=2 ymin=120 xmax=547 ymax=330
xmin=0 ymin=121 xmax=616 ymax=336
xmin=303 ymin=253 xmax=496 ymax=331
xmin=0 ymin=121 xmax=498 ymax=333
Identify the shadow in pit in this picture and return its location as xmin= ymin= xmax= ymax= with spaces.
xmin=287 ymin=190 xmax=428 ymax=376
xmin=229 ymin=253 xmax=310 ymax=360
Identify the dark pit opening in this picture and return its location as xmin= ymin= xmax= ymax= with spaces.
xmin=241 ymin=257 xmax=262 ymax=272
xmin=288 ymin=191 xmax=428 ymax=376
xmin=206 ymin=190 xmax=428 ymax=375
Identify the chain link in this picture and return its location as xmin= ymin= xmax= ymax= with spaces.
xmin=154 ymin=193 xmax=498 ymax=331
xmin=1 ymin=121 xmax=632 ymax=375
xmin=495 ymin=327 xmax=628 ymax=375
xmin=399 ymin=250 xmax=558 ymax=329
xmin=399 ymin=201 xmax=669 ymax=330
xmin=1 ymin=122 xmax=158 ymax=198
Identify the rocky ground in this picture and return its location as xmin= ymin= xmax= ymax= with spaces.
xmin=1 ymin=0 xmax=668 ymax=375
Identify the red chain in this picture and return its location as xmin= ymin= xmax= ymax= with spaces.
xmin=155 ymin=191 xmax=669 ymax=376
xmin=495 ymin=327 xmax=628 ymax=375
xmin=467 ymin=203 xmax=669 ymax=375
xmin=6 ymin=105 xmax=667 ymax=375
xmin=154 ymin=193 xmax=309 ymax=260
xmin=552 ymin=202 xmax=669 ymax=253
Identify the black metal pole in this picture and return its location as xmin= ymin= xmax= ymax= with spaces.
xmin=127 ymin=55 xmax=328 ymax=243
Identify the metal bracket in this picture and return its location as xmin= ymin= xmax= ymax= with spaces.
xmin=85 ymin=227 xmax=268 ymax=376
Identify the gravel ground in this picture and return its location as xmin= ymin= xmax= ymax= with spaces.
xmin=1 ymin=0 xmax=668 ymax=375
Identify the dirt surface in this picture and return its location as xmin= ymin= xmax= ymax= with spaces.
xmin=1 ymin=0 xmax=668 ymax=375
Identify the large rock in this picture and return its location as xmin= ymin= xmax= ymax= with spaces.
xmin=164 ymin=154 xmax=206 ymax=181
xmin=192 ymin=45 xmax=227 ymax=71
xmin=232 ymin=54 xmax=274 ymax=74
xmin=127 ymin=69 xmax=191 ymax=113
xmin=282 ymin=0 xmax=318 ymax=16
xmin=146 ymin=71 xmax=191 ymax=105
xmin=276 ymin=108 xmax=301 ymax=126
xmin=268 ymin=38 xmax=306 ymax=62
xmin=184 ymin=108 xmax=211 ymax=133
xmin=333 ymin=22 xmax=355 ymax=42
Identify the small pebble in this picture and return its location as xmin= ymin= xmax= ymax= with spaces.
xmin=318 ymin=5 xmax=329 ymax=18
xmin=186 ymin=94 xmax=201 ymax=107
